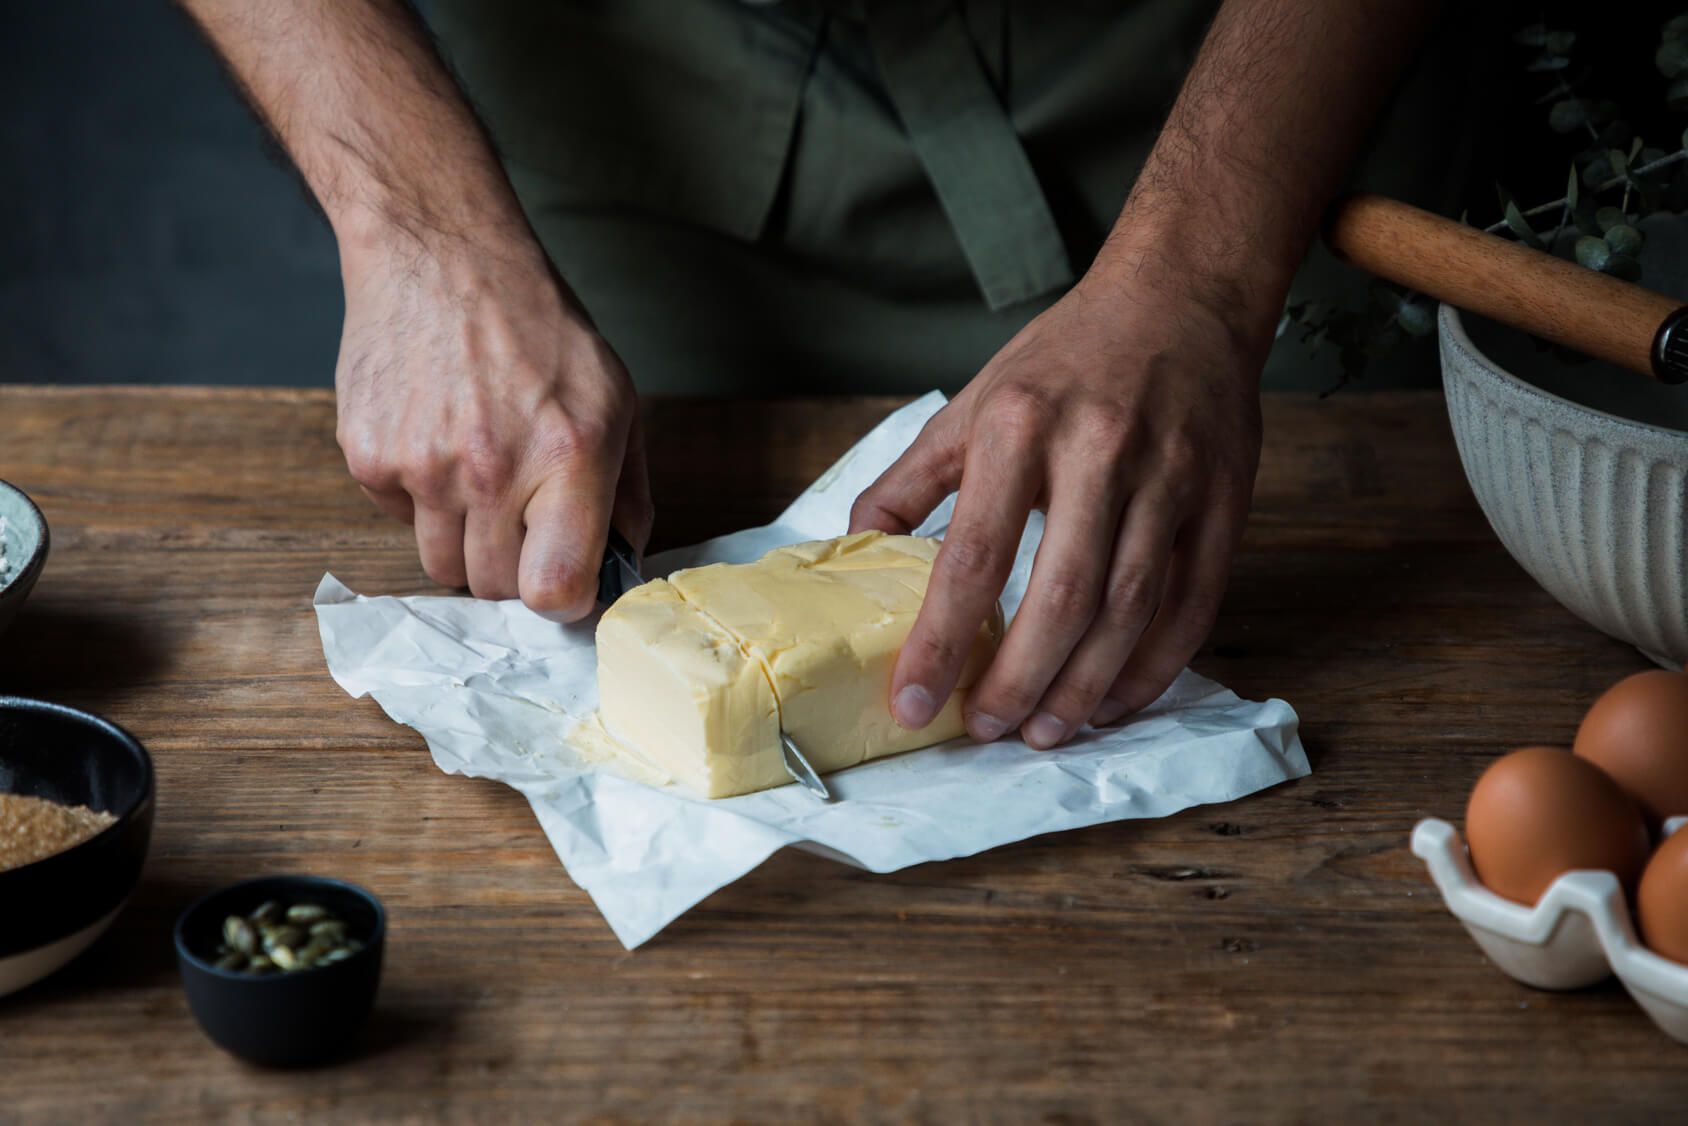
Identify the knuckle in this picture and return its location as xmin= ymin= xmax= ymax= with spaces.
xmin=523 ymin=562 xmax=591 ymax=617
xmin=532 ymin=410 xmax=614 ymax=469
xmin=399 ymin=441 xmax=453 ymax=500
xmin=910 ymin=627 xmax=966 ymax=674
xmin=1211 ymin=459 xmax=1257 ymax=502
xmin=1047 ymin=668 xmax=1117 ymax=716
xmin=849 ymin=492 xmax=887 ymax=531
xmin=977 ymin=676 xmax=1042 ymax=722
xmin=339 ymin=434 xmax=388 ymax=487
xmin=1074 ymin=403 xmax=1133 ymax=453
xmin=939 ymin=530 xmax=1002 ymax=584
xmin=1100 ymin=566 xmax=1158 ymax=633
xmin=422 ymin=558 xmax=466 ymax=589
xmin=459 ymin=432 xmax=514 ymax=500
xmin=1158 ymin=435 xmax=1205 ymax=484
xmin=984 ymin=384 xmax=1055 ymax=439
xmin=1037 ymin=565 xmax=1098 ymax=625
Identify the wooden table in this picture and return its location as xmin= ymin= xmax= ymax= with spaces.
xmin=0 ymin=386 xmax=1678 ymax=1122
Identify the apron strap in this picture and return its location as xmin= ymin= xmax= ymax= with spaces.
xmin=862 ymin=0 xmax=1075 ymax=310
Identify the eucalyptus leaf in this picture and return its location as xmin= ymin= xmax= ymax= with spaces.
xmin=1502 ymin=197 xmax=1544 ymax=248
xmin=1659 ymin=37 xmax=1688 ymax=77
xmin=1629 ymin=136 xmax=1645 ymax=161
xmin=1595 ymin=205 xmax=1627 ymax=231
xmin=1597 ymin=122 xmax=1634 ymax=151
xmin=1549 ymin=98 xmax=1589 ymax=133
xmin=1512 ymin=22 xmax=1549 ymax=46
xmin=1368 ymin=284 xmax=1403 ymax=314
xmin=1566 ymin=165 xmax=1580 ymax=209
xmin=1639 ymin=177 xmax=1665 ymax=213
xmin=1544 ymin=30 xmax=1577 ymax=54
xmin=1574 ymin=235 xmax=1612 ymax=270
xmin=1608 ymin=147 xmax=1629 ymax=178
xmin=1396 ymin=302 xmax=1434 ymax=338
xmin=1604 ymin=253 xmax=1643 ymax=282
xmin=1582 ymin=155 xmax=1613 ymax=188
xmin=1667 ymin=13 xmax=1688 ymax=38
xmin=1528 ymin=53 xmax=1571 ymax=72
xmin=1604 ymin=224 xmax=1644 ymax=255
xmin=1571 ymin=197 xmax=1601 ymax=235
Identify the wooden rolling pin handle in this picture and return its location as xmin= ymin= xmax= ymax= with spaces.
xmin=1324 ymin=193 xmax=1688 ymax=385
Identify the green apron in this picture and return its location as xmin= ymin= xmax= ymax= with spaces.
xmin=424 ymin=1 xmax=1478 ymax=394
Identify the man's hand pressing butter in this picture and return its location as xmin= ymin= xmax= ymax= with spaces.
xmin=850 ymin=256 xmax=1262 ymax=748
xmin=852 ymin=0 xmax=1437 ymax=747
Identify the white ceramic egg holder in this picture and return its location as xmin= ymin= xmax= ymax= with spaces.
xmin=1412 ymin=816 xmax=1688 ymax=1043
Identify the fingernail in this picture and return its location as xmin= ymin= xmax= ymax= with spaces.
xmin=893 ymin=685 xmax=938 ymax=729
xmin=1023 ymin=712 xmax=1068 ymax=749
xmin=1091 ymin=697 xmax=1132 ymax=727
xmin=967 ymin=711 xmax=1010 ymax=742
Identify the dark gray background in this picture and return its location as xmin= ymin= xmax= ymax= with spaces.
xmin=2 ymin=0 xmax=342 ymax=387
xmin=1 ymin=2 xmax=1663 ymax=390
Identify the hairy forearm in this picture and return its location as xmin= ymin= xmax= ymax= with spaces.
xmin=177 ymin=0 xmax=529 ymax=256
xmin=1096 ymin=0 xmax=1441 ymax=338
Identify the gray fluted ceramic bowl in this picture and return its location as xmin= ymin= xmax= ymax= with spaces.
xmin=1440 ymin=301 xmax=1688 ymax=668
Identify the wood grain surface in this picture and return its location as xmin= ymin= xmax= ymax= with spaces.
xmin=0 ymin=386 xmax=1677 ymax=1124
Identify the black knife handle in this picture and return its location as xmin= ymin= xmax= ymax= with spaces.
xmin=596 ymin=526 xmax=641 ymax=606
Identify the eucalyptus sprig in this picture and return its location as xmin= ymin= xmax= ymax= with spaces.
xmin=1289 ymin=12 xmax=1688 ymax=394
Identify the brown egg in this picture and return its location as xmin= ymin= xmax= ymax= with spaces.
xmin=1464 ymin=746 xmax=1650 ymax=905
xmin=1573 ymin=670 xmax=1688 ymax=827
xmin=1638 ymin=828 xmax=1688 ymax=964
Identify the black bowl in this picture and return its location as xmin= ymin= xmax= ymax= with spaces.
xmin=175 ymin=875 xmax=386 ymax=1067
xmin=0 ymin=697 xmax=154 ymax=998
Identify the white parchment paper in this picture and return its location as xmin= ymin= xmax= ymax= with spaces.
xmin=314 ymin=393 xmax=1309 ymax=948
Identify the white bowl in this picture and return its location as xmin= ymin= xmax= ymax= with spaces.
xmin=1439 ymin=303 xmax=1688 ymax=668
xmin=0 ymin=480 xmax=49 ymax=638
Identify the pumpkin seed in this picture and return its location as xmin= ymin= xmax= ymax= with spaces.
xmin=223 ymin=916 xmax=257 ymax=956
xmin=307 ymin=920 xmax=346 ymax=943
xmin=208 ymin=900 xmax=361 ymax=974
xmin=261 ymin=924 xmax=305 ymax=952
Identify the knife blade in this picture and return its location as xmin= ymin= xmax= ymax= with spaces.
xmin=594 ymin=529 xmax=836 ymax=802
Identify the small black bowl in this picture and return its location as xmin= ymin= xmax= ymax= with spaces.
xmin=0 ymin=697 xmax=154 ymax=998
xmin=175 ymin=875 xmax=385 ymax=1067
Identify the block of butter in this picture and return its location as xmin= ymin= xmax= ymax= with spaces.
xmin=594 ymin=531 xmax=1002 ymax=799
